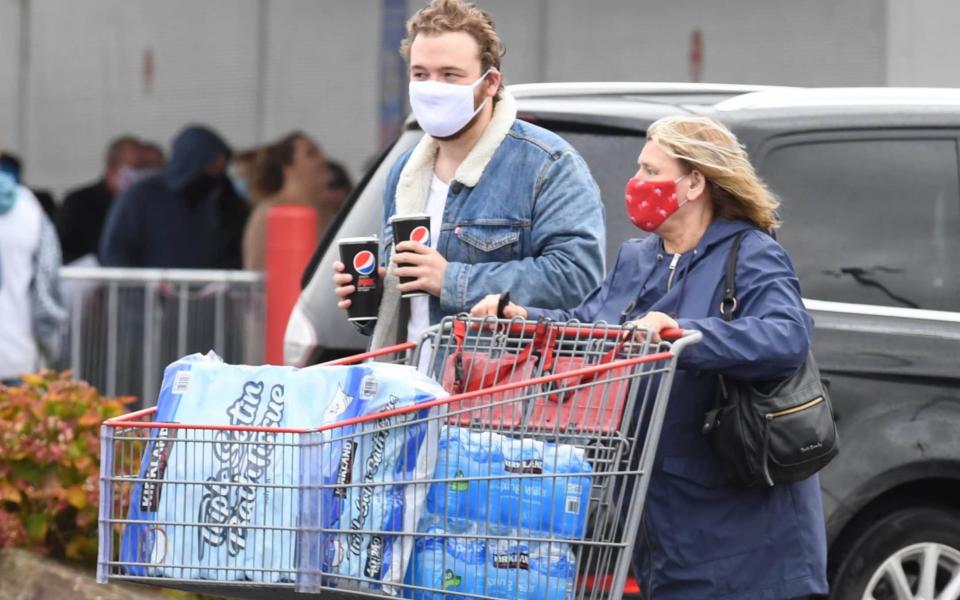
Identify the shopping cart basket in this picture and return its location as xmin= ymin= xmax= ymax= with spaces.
xmin=97 ymin=316 xmax=700 ymax=600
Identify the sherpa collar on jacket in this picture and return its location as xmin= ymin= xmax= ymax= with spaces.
xmin=370 ymin=91 xmax=519 ymax=350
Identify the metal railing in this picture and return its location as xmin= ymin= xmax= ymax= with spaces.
xmin=59 ymin=267 xmax=265 ymax=406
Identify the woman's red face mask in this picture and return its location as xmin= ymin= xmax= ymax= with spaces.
xmin=624 ymin=175 xmax=687 ymax=232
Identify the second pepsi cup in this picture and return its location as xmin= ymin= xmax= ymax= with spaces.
xmin=339 ymin=236 xmax=382 ymax=322
xmin=389 ymin=213 xmax=431 ymax=299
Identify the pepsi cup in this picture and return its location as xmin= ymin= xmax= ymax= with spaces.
xmin=339 ymin=236 xmax=382 ymax=322
xmin=389 ymin=213 xmax=431 ymax=298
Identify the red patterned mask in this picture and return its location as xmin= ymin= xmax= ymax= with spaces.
xmin=624 ymin=175 xmax=687 ymax=232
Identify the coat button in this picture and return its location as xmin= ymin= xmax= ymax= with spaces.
xmin=450 ymin=182 xmax=462 ymax=194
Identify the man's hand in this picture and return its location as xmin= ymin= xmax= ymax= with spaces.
xmin=392 ymin=241 xmax=448 ymax=297
xmin=625 ymin=311 xmax=678 ymax=343
xmin=332 ymin=261 xmax=386 ymax=310
xmin=470 ymin=294 xmax=528 ymax=319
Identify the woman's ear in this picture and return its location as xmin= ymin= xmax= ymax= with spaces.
xmin=686 ymin=170 xmax=707 ymax=202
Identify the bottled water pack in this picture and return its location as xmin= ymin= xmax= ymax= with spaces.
xmin=406 ymin=517 xmax=576 ymax=600
xmin=426 ymin=427 xmax=592 ymax=538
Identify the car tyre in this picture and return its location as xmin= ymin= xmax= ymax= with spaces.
xmin=831 ymin=506 xmax=960 ymax=600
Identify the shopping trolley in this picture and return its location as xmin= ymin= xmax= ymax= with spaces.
xmin=97 ymin=315 xmax=700 ymax=599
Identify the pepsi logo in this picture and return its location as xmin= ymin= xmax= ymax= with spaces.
xmin=410 ymin=225 xmax=430 ymax=246
xmin=353 ymin=250 xmax=376 ymax=276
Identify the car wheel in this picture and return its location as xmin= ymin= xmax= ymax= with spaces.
xmin=832 ymin=506 xmax=960 ymax=600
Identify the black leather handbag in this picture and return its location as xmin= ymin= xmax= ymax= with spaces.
xmin=701 ymin=231 xmax=839 ymax=487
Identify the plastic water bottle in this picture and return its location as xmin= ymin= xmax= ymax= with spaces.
xmin=494 ymin=437 xmax=586 ymax=538
xmin=427 ymin=428 xmax=503 ymax=521
xmin=530 ymin=541 xmax=576 ymax=600
xmin=485 ymin=537 xmax=536 ymax=599
xmin=407 ymin=517 xmax=485 ymax=600
xmin=539 ymin=444 xmax=592 ymax=539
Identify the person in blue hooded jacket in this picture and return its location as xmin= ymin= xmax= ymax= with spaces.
xmin=472 ymin=115 xmax=828 ymax=599
xmin=99 ymin=125 xmax=248 ymax=269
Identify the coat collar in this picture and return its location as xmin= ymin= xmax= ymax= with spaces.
xmin=371 ymin=91 xmax=518 ymax=350
xmin=394 ymin=91 xmax=518 ymax=215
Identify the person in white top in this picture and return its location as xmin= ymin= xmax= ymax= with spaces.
xmin=0 ymin=169 xmax=66 ymax=384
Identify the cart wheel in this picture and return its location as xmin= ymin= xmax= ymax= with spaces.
xmin=831 ymin=506 xmax=960 ymax=600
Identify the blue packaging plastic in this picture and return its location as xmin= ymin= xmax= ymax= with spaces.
xmin=121 ymin=355 xmax=445 ymax=586
xmin=485 ymin=538 xmax=575 ymax=600
xmin=428 ymin=427 xmax=591 ymax=539
xmin=426 ymin=428 xmax=503 ymax=521
xmin=298 ymin=362 xmax=447 ymax=594
xmin=406 ymin=517 xmax=486 ymax=600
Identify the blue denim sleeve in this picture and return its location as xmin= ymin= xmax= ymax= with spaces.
xmin=676 ymin=232 xmax=812 ymax=380
xmin=440 ymin=150 xmax=606 ymax=314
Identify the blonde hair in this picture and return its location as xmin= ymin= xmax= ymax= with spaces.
xmin=400 ymin=0 xmax=505 ymax=100
xmin=647 ymin=116 xmax=780 ymax=231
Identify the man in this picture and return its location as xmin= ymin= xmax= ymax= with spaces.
xmin=140 ymin=141 xmax=166 ymax=168
xmin=0 ymin=167 xmax=66 ymax=385
xmin=99 ymin=125 xmax=248 ymax=269
xmin=333 ymin=0 xmax=605 ymax=348
xmin=56 ymin=135 xmax=142 ymax=264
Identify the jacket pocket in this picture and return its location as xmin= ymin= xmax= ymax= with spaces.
xmin=653 ymin=456 xmax=776 ymax=564
xmin=453 ymin=224 xmax=521 ymax=263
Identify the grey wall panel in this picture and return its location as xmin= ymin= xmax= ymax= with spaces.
xmin=471 ymin=0 xmax=546 ymax=87
xmin=25 ymin=0 xmax=259 ymax=195
xmin=542 ymin=0 xmax=885 ymax=86
xmin=0 ymin=0 xmax=21 ymax=156
xmin=263 ymin=0 xmax=381 ymax=180
xmin=887 ymin=0 xmax=960 ymax=87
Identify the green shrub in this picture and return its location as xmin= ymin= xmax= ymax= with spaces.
xmin=0 ymin=371 xmax=130 ymax=561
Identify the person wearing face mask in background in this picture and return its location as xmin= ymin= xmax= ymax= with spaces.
xmin=99 ymin=125 xmax=249 ymax=269
xmin=0 ymin=161 xmax=66 ymax=385
xmin=243 ymin=132 xmax=340 ymax=271
xmin=0 ymin=152 xmax=58 ymax=221
xmin=56 ymin=136 xmax=143 ymax=265
xmin=330 ymin=0 xmax=605 ymax=348
xmin=472 ymin=116 xmax=828 ymax=600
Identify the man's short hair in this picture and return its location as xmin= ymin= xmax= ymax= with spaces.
xmin=400 ymin=0 xmax=505 ymax=100
xmin=105 ymin=135 xmax=140 ymax=168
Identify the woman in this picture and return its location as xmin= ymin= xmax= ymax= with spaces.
xmin=242 ymin=132 xmax=341 ymax=270
xmin=472 ymin=116 xmax=828 ymax=599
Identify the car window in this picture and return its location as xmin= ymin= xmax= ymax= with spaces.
xmin=558 ymin=130 xmax=647 ymax=265
xmin=761 ymin=137 xmax=960 ymax=312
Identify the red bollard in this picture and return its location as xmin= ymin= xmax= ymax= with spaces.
xmin=265 ymin=204 xmax=317 ymax=365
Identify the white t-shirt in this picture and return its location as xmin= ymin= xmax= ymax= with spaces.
xmin=406 ymin=174 xmax=449 ymax=346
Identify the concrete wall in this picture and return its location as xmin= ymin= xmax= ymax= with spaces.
xmin=0 ymin=0 xmax=954 ymax=197
xmin=481 ymin=0 xmax=887 ymax=86
xmin=0 ymin=0 xmax=22 ymax=155
xmin=887 ymin=0 xmax=960 ymax=87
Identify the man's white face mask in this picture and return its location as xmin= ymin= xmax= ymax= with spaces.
xmin=408 ymin=68 xmax=493 ymax=138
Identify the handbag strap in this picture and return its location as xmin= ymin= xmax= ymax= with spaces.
xmin=712 ymin=230 xmax=748 ymax=409
xmin=720 ymin=230 xmax=748 ymax=322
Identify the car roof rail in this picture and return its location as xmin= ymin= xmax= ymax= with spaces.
xmin=507 ymin=82 xmax=797 ymax=99
xmin=715 ymin=87 xmax=960 ymax=111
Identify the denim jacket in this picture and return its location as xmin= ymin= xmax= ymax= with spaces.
xmin=369 ymin=91 xmax=606 ymax=347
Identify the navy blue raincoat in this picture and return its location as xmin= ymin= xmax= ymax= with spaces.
xmin=526 ymin=218 xmax=828 ymax=599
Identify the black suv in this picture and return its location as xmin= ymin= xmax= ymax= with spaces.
xmin=289 ymin=83 xmax=960 ymax=599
